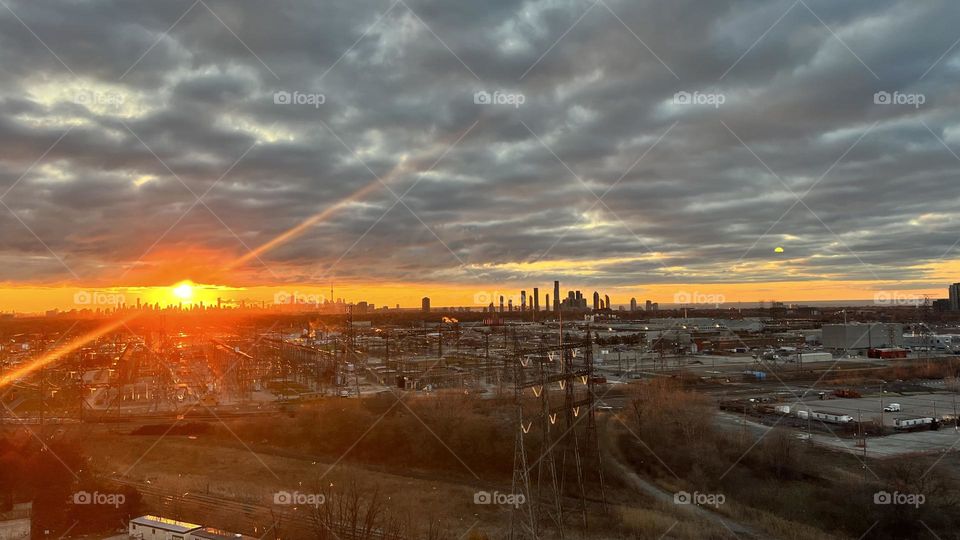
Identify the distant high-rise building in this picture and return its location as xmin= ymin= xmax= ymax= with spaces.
xmin=508 ymin=299 xmax=513 ymax=312
xmin=604 ymin=294 xmax=610 ymax=311
xmin=593 ymin=291 xmax=600 ymax=311
xmin=645 ymin=299 xmax=652 ymax=311
xmin=545 ymin=294 xmax=551 ymax=312
xmin=950 ymin=283 xmax=960 ymax=311
xmin=553 ymin=281 xmax=560 ymax=313
xmin=499 ymin=295 xmax=505 ymax=313
xmin=421 ymin=297 xmax=430 ymax=312
xmin=533 ymin=288 xmax=540 ymax=311
xmin=521 ymin=290 xmax=527 ymax=311
xmin=630 ymin=298 xmax=637 ymax=311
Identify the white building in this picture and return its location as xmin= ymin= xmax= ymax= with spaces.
xmin=904 ymin=333 xmax=960 ymax=352
xmin=129 ymin=516 xmax=201 ymax=540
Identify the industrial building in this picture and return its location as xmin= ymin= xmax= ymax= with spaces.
xmin=822 ymin=323 xmax=903 ymax=350
xmin=904 ymin=333 xmax=960 ymax=352
xmin=128 ymin=516 xmax=254 ymax=540
xmin=129 ymin=515 xmax=202 ymax=539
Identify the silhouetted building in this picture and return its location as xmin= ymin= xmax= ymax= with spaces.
xmin=553 ymin=281 xmax=560 ymax=313
xmin=421 ymin=297 xmax=430 ymax=313
xmin=630 ymin=298 xmax=637 ymax=311
xmin=950 ymin=283 xmax=960 ymax=311
xmin=533 ymin=288 xmax=540 ymax=311
xmin=593 ymin=291 xmax=600 ymax=311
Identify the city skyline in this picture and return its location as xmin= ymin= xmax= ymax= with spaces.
xmin=0 ymin=278 xmax=955 ymax=313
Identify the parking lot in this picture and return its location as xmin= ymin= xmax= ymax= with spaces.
xmin=794 ymin=393 xmax=960 ymax=426
xmin=810 ymin=428 xmax=960 ymax=457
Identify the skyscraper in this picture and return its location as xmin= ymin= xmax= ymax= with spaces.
xmin=593 ymin=291 xmax=600 ymax=311
xmin=950 ymin=283 xmax=960 ymax=311
xmin=630 ymin=298 xmax=637 ymax=311
xmin=533 ymin=287 xmax=539 ymax=312
xmin=521 ymin=290 xmax=526 ymax=311
xmin=499 ymin=295 xmax=505 ymax=313
xmin=605 ymin=294 xmax=610 ymax=311
xmin=645 ymin=300 xmax=652 ymax=311
xmin=553 ymin=281 xmax=560 ymax=313
xmin=421 ymin=297 xmax=430 ymax=312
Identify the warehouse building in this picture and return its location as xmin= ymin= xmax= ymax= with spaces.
xmin=822 ymin=323 xmax=903 ymax=351
xmin=129 ymin=516 xmax=202 ymax=539
xmin=128 ymin=516 xmax=253 ymax=540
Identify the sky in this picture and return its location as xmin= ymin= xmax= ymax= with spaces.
xmin=0 ymin=0 xmax=959 ymax=311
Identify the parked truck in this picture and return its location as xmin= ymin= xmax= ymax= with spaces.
xmin=883 ymin=403 xmax=901 ymax=412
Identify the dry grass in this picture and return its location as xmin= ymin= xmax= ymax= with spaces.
xmin=80 ymin=430 xmax=495 ymax=537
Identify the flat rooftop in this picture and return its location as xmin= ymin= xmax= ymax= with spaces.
xmin=130 ymin=515 xmax=202 ymax=534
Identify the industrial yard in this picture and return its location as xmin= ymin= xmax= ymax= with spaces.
xmin=3 ymin=297 xmax=960 ymax=539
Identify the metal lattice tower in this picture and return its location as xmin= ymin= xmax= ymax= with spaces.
xmin=509 ymin=330 xmax=606 ymax=539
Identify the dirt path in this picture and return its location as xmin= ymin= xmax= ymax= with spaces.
xmin=600 ymin=414 xmax=769 ymax=539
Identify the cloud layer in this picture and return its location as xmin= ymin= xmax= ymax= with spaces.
xmin=0 ymin=0 xmax=958 ymax=293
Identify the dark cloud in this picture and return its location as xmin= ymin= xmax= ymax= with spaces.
xmin=0 ymin=0 xmax=958 ymax=291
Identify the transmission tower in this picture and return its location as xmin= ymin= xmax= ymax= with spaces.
xmin=509 ymin=332 xmax=606 ymax=539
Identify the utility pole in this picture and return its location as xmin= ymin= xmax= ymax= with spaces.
xmin=879 ymin=382 xmax=884 ymax=433
xmin=953 ymin=395 xmax=957 ymax=431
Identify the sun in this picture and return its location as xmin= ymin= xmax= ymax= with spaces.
xmin=172 ymin=281 xmax=194 ymax=301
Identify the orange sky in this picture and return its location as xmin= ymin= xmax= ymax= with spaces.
xmin=0 ymin=278 xmax=949 ymax=313
xmin=2 ymin=248 xmax=958 ymax=313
